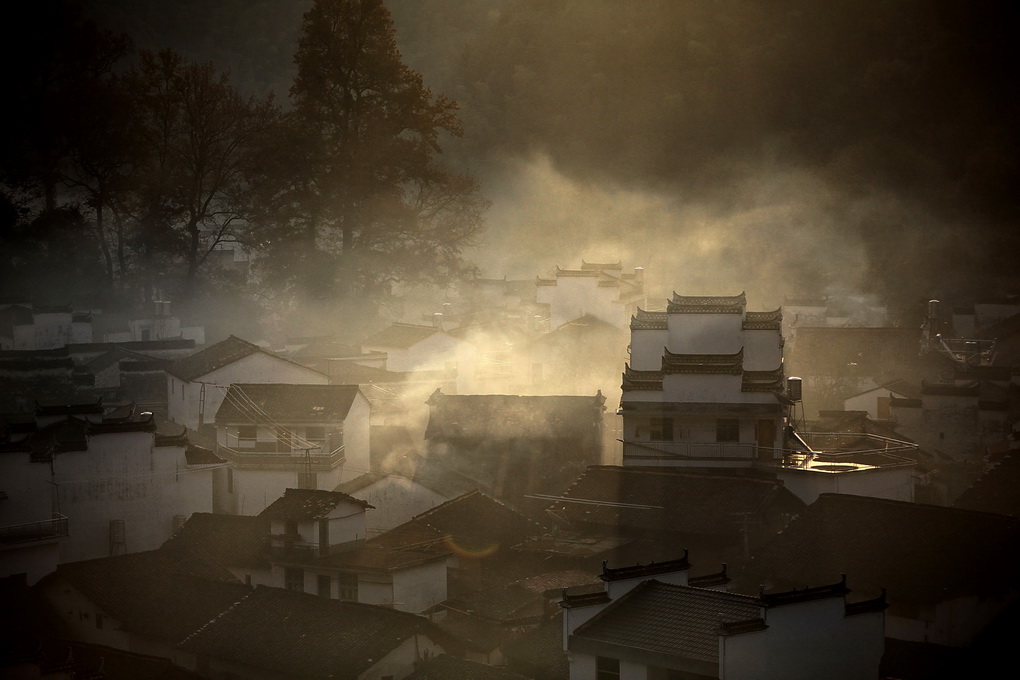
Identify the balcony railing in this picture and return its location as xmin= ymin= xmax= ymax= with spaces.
xmin=624 ymin=431 xmax=917 ymax=467
xmin=624 ymin=440 xmax=773 ymax=461
xmin=0 ymin=514 xmax=68 ymax=545
xmin=215 ymin=444 xmax=346 ymax=471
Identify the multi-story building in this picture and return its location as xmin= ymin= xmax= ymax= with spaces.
xmin=621 ymin=292 xmax=789 ymax=468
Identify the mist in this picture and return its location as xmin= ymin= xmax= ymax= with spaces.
xmin=18 ymin=0 xmax=1020 ymax=329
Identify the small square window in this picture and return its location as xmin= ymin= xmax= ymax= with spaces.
xmin=716 ymin=418 xmax=740 ymax=443
xmin=650 ymin=417 xmax=673 ymax=441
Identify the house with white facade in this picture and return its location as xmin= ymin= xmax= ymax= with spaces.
xmin=0 ymin=400 xmax=218 ymax=581
xmin=621 ymin=291 xmax=918 ymax=505
xmin=257 ymin=488 xmax=448 ymax=614
xmin=745 ymin=493 xmax=1020 ymax=649
xmin=166 ymin=335 xmax=328 ymax=432
xmin=212 ymin=383 xmax=370 ymax=513
xmin=33 ymin=548 xmax=249 ymax=660
xmin=561 ymin=555 xmax=886 ymax=680
xmin=0 ymin=302 xmax=93 ymax=350
xmin=622 ymin=292 xmax=790 ymax=467
xmin=175 ymin=584 xmax=449 ymax=680
xmin=359 ymin=322 xmax=478 ymax=393
xmin=535 ymin=262 xmax=645 ymax=331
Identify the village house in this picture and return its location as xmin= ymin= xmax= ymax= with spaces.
xmin=161 ymin=512 xmax=272 ymax=586
xmin=31 ymin=544 xmax=450 ymax=679
xmin=175 ymin=585 xmax=449 ymax=680
xmin=34 ymin=547 xmax=249 ymax=659
xmin=252 ymin=488 xmax=448 ymax=614
xmin=534 ymin=465 xmax=805 ymax=569
xmin=370 ymin=490 xmax=542 ymax=597
xmin=560 ymin=555 xmax=886 ymax=680
xmin=621 ymin=291 xmax=919 ymax=505
xmin=535 ymin=262 xmax=646 ymax=331
xmin=423 ymin=390 xmax=607 ymax=505
xmin=743 ymin=493 xmax=1020 ymax=649
xmin=212 ymin=383 xmax=370 ymax=513
xmin=622 ymin=292 xmax=789 ymax=468
xmin=0 ymin=302 xmax=93 ymax=350
xmin=338 ymin=460 xmax=477 ymax=537
xmin=166 ymin=335 xmax=328 ymax=433
xmin=359 ymin=321 xmax=480 ymax=393
xmin=0 ymin=399 xmax=218 ymax=580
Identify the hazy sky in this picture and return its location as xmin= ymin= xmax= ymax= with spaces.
xmin=76 ymin=0 xmax=1020 ymax=312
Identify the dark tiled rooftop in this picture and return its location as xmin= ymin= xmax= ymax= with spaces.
xmin=177 ymin=585 xmax=440 ymax=678
xmin=550 ymin=466 xmax=804 ymax=537
xmin=45 ymin=548 xmax=248 ymax=642
xmin=360 ymin=323 xmax=442 ymax=349
xmin=954 ymin=451 xmax=1020 ymax=518
xmin=162 ymin=513 xmax=270 ymax=569
xmin=258 ymin=488 xmax=373 ymax=521
xmin=214 ymin=383 xmax=360 ymax=424
xmin=744 ymin=493 xmax=1020 ymax=603
xmin=424 ymin=390 xmax=606 ymax=441
xmin=572 ymin=580 xmax=760 ymax=663
xmin=405 ymin=655 xmax=535 ymax=680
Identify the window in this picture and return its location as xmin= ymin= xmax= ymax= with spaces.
xmin=237 ymin=425 xmax=256 ymax=448
xmin=306 ymin=426 xmax=326 ymax=448
xmin=649 ymin=417 xmax=673 ymax=441
xmin=596 ymin=657 xmax=620 ymax=680
xmin=284 ymin=567 xmax=304 ymax=592
xmin=317 ymin=574 xmax=331 ymax=598
xmin=318 ymin=519 xmax=329 ymax=555
xmin=339 ymin=572 xmax=358 ymax=601
xmin=276 ymin=427 xmax=293 ymax=452
xmin=716 ymin=418 xmax=740 ymax=443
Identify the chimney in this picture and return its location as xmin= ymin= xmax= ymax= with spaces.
xmin=432 ymin=312 xmax=444 ymax=330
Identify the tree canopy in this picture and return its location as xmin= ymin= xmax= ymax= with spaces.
xmin=249 ymin=0 xmax=486 ymax=308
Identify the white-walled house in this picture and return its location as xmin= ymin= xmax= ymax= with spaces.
xmin=535 ymin=262 xmax=646 ymax=331
xmin=747 ymin=493 xmax=1020 ymax=649
xmin=359 ymin=322 xmax=479 ymax=393
xmin=561 ymin=556 xmax=886 ymax=680
xmin=213 ymin=384 xmax=371 ymax=514
xmin=258 ymin=488 xmax=449 ymax=614
xmin=622 ymin=292 xmax=790 ymax=467
xmin=843 ymin=379 xmax=920 ymax=420
xmin=175 ymin=585 xmax=448 ymax=680
xmin=166 ymin=335 xmax=328 ymax=432
xmin=0 ymin=401 xmax=217 ymax=580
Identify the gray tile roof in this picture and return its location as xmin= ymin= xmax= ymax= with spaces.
xmin=177 ymin=585 xmax=441 ymax=679
xmin=744 ymin=493 xmax=1020 ymax=603
xmin=954 ymin=451 xmax=1020 ymax=517
xmin=258 ymin=488 xmax=373 ymax=521
xmin=165 ymin=335 xmax=265 ymax=381
xmin=550 ymin=466 xmax=804 ymax=537
xmin=571 ymin=580 xmax=760 ymax=663
xmin=44 ymin=548 xmax=249 ymax=642
xmin=162 ymin=513 xmax=270 ymax=569
xmin=214 ymin=383 xmax=361 ymax=424
xmin=361 ymin=323 xmax=443 ymax=349
xmin=405 ymin=655 xmax=535 ymax=680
